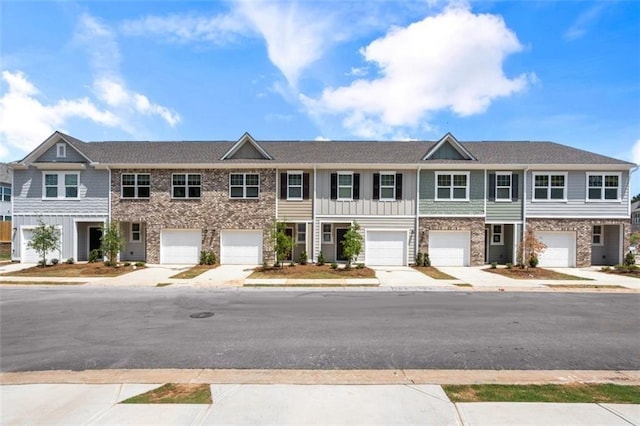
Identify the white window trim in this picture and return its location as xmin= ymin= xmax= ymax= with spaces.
xmin=130 ymin=223 xmax=142 ymax=243
xmin=1 ymin=185 xmax=10 ymax=202
xmin=532 ymin=172 xmax=568 ymax=202
xmin=495 ymin=171 xmax=512 ymax=202
xmin=322 ymin=223 xmax=333 ymax=244
xmin=435 ymin=171 xmax=470 ymax=201
xmin=337 ymin=171 xmax=353 ymax=201
xmin=490 ymin=224 xmax=504 ymax=246
xmin=287 ymin=171 xmax=303 ymax=201
xmin=229 ymin=173 xmax=260 ymax=199
xmin=296 ymin=223 xmax=306 ymax=243
xmin=585 ymin=172 xmax=621 ymax=202
xmin=379 ymin=171 xmax=396 ymax=201
xmin=592 ymin=225 xmax=604 ymax=246
xmin=121 ymin=173 xmax=151 ymax=199
xmin=633 ymin=213 xmax=640 ymax=225
xmin=171 ymin=173 xmax=202 ymax=199
xmin=42 ymin=171 xmax=80 ymax=200
xmin=56 ymin=143 xmax=66 ymax=158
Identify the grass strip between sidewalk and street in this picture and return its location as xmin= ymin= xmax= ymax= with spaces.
xmin=544 ymin=284 xmax=627 ymax=289
xmin=0 ymin=280 xmax=85 ymax=285
xmin=121 ymin=383 xmax=212 ymax=404
xmin=443 ymin=383 xmax=640 ymax=403
xmin=412 ymin=266 xmax=456 ymax=280
xmin=169 ymin=264 xmax=217 ymax=279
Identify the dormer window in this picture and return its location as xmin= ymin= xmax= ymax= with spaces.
xmin=56 ymin=143 xmax=66 ymax=158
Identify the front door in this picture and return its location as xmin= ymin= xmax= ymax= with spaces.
xmin=336 ymin=228 xmax=348 ymax=261
xmin=89 ymin=227 xmax=102 ymax=258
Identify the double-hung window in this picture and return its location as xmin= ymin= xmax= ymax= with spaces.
xmin=297 ymin=223 xmax=306 ymax=243
xmin=43 ymin=172 xmax=79 ymax=199
xmin=491 ymin=224 xmax=503 ymax=245
xmin=172 ymin=173 xmax=201 ymax=199
xmin=121 ymin=174 xmax=150 ymax=198
xmin=435 ymin=172 xmax=468 ymax=200
xmin=287 ymin=172 xmax=303 ymax=200
xmin=338 ymin=173 xmax=353 ymax=200
xmin=496 ymin=172 xmax=512 ymax=201
xmin=229 ymin=173 xmax=259 ymax=199
xmin=533 ymin=173 xmax=566 ymax=201
xmin=322 ymin=224 xmax=332 ymax=243
xmin=592 ymin=225 xmax=603 ymax=245
xmin=587 ymin=173 xmax=620 ymax=201
xmin=380 ymin=173 xmax=396 ymax=200
xmin=1 ymin=185 xmax=10 ymax=202
xmin=130 ymin=223 xmax=142 ymax=242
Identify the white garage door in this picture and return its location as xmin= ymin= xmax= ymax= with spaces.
xmin=21 ymin=228 xmax=41 ymax=263
xmin=220 ymin=230 xmax=262 ymax=265
xmin=160 ymin=229 xmax=201 ymax=264
xmin=429 ymin=231 xmax=470 ymax=266
xmin=537 ymin=231 xmax=576 ymax=267
xmin=366 ymin=231 xmax=407 ymax=266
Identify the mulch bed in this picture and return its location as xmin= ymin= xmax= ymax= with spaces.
xmin=2 ymin=262 xmax=143 ymax=277
xmin=484 ymin=266 xmax=587 ymax=280
xmin=250 ymin=263 xmax=375 ymax=279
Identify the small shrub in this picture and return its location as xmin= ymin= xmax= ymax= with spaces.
xmin=506 ymin=262 xmax=513 ymax=269
xmin=330 ymin=262 xmax=338 ymax=270
xmin=88 ymin=249 xmax=101 ymax=263
xmin=65 ymin=257 xmax=74 ymax=264
xmin=134 ymin=261 xmax=145 ymax=267
xmin=298 ymin=251 xmax=308 ymax=265
xmin=490 ymin=262 xmax=497 ymax=269
xmin=262 ymin=261 xmax=269 ymax=270
xmin=37 ymin=260 xmax=46 ymax=267
xmin=123 ymin=262 xmax=131 ymax=266
xmin=317 ymin=252 xmax=326 ymax=266
xmin=423 ymin=253 xmax=431 ymax=267
xmin=356 ymin=263 xmax=365 ymax=269
xmin=528 ymin=254 xmax=539 ymax=268
xmin=601 ymin=266 xmax=612 ymax=272
xmin=199 ymin=250 xmax=217 ymax=265
xmin=415 ymin=252 xmax=424 ymax=267
xmin=50 ymin=258 xmax=59 ymax=265
xmin=104 ymin=260 xmax=117 ymax=267
xmin=289 ymin=261 xmax=295 ymax=267
xmin=624 ymin=251 xmax=636 ymax=267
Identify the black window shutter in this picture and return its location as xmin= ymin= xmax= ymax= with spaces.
xmin=489 ymin=173 xmax=496 ymax=201
xmin=511 ymin=174 xmax=519 ymax=201
xmin=353 ymin=173 xmax=360 ymax=200
xmin=395 ymin=173 xmax=403 ymax=200
xmin=330 ymin=173 xmax=337 ymax=200
xmin=373 ymin=173 xmax=380 ymax=200
xmin=280 ymin=173 xmax=287 ymax=199
xmin=303 ymin=173 xmax=310 ymax=199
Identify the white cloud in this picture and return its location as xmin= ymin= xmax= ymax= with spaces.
xmin=303 ymin=5 xmax=534 ymax=138
xmin=632 ymin=139 xmax=640 ymax=165
xmin=121 ymin=11 xmax=247 ymax=45
xmin=0 ymin=71 xmax=120 ymax=160
xmin=564 ymin=3 xmax=607 ymax=41
xmin=235 ymin=0 xmax=342 ymax=87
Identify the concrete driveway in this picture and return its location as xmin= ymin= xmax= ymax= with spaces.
xmin=372 ymin=266 xmax=453 ymax=287
xmin=188 ymin=264 xmax=256 ymax=287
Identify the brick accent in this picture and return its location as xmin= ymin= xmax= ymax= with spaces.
xmin=111 ymin=169 xmax=276 ymax=264
xmin=418 ymin=217 xmax=485 ymax=266
xmin=527 ymin=218 xmax=630 ymax=267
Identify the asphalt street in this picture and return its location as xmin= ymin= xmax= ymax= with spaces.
xmin=1 ymin=287 xmax=638 ymax=372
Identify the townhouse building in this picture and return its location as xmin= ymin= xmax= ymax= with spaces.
xmin=10 ymin=131 xmax=634 ymax=267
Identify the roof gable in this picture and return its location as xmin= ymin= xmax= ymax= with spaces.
xmin=220 ymin=132 xmax=273 ymax=160
xmin=422 ymin=133 xmax=477 ymax=161
xmin=18 ymin=131 xmax=93 ymax=165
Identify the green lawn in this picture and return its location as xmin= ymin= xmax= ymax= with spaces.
xmin=122 ymin=383 xmax=212 ymax=404
xmin=443 ymin=384 xmax=640 ymax=403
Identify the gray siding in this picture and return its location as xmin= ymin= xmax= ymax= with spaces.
xmin=38 ymin=142 xmax=87 ymax=162
xmin=120 ymin=221 xmax=147 ymax=261
xmin=317 ymin=170 xmax=416 ymax=216
xmin=419 ymin=170 xmax=484 ymax=215
xmin=278 ymin=172 xmax=314 ymax=220
xmin=13 ymin=166 xmax=109 ymax=214
xmin=486 ymin=224 xmax=515 ymax=264
xmin=591 ymin=224 xmax=621 ymax=265
xmin=486 ymin=171 xmax=523 ymax=221
xmin=526 ymin=170 xmax=630 ymax=217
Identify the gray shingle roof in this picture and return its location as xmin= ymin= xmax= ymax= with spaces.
xmin=0 ymin=163 xmax=11 ymax=184
xmin=56 ymin=133 xmax=635 ymax=166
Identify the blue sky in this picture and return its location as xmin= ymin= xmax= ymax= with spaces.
xmin=1 ymin=0 xmax=639 ymax=192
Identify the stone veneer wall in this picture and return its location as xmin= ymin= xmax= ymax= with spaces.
xmin=111 ymin=168 xmax=276 ymax=264
xmin=418 ymin=217 xmax=485 ymax=266
xmin=526 ymin=218 xmax=630 ymax=267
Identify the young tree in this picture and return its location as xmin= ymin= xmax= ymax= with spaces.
xmin=269 ymin=220 xmax=294 ymax=267
xmin=518 ymin=227 xmax=547 ymax=268
xmin=632 ymin=193 xmax=640 ymax=203
xmin=27 ymin=221 xmax=60 ymax=267
xmin=341 ymin=222 xmax=363 ymax=268
xmin=100 ymin=221 xmax=125 ymax=266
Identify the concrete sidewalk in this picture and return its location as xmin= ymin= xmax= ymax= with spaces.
xmin=2 ymin=382 xmax=638 ymax=425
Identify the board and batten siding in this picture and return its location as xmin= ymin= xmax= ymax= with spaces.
xmin=525 ymin=170 xmax=630 ymax=217
xmin=277 ymin=171 xmax=314 ymax=220
xmin=486 ymin=171 xmax=523 ymax=222
xmin=12 ymin=166 xmax=109 ymax=214
xmin=419 ymin=170 xmax=484 ymax=216
xmin=316 ymin=170 xmax=416 ymax=216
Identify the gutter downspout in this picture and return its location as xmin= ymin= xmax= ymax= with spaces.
xmin=312 ymin=164 xmax=317 ymax=263
xmin=521 ymin=166 xmax=529 ymax=265
xmin=415 ymin=166 xmax=421 ymax=263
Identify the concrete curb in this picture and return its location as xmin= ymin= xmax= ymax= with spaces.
xmin=2 ymin=369 xmax=639 ymax=385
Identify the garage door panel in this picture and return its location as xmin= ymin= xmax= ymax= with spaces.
xmin=366 ymin=231 xmax=407 ymax=266
xmin=161 ymin=230 xmax=201 ymax=264
xmin=22 ymin=227 xmax=61 ymax=263
xmin=429 ymin=231 xmax=470 ymax=266
xmin=220 ymin=231 xmax=262 ymax=265
xmin=537 ymin=232 xmax=575 ymax=267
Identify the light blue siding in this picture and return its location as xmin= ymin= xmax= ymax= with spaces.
xmin=419 ymin=170 xmax=484 ymax=215
xmin=38 ymin=142 xmax=87 ymax=162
